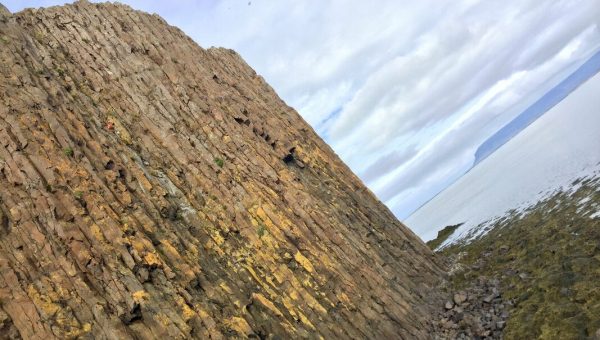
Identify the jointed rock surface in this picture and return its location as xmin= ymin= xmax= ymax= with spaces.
xmin=0 ymin=2 xmax=443 ymax=338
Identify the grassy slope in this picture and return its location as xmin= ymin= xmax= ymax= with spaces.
xmin=437 ymin=176 xmax=600 ymax=339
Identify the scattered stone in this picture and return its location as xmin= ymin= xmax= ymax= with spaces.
xmin=448 ymin=262 xmax=467 ymax=276
xmin=433 ymin=257 xmax=510 ymax=339
xmin=454 ymin=291 xmax=468 ymax=304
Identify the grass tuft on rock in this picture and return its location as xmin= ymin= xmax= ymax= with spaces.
xmin=257 ymin=223 xmax=267 ymax=238
xmin=63 ymin=147 xmax=74 ymax=157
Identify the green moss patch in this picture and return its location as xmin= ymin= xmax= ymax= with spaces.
xmin=439 ymin=176 xmax=600 ymax=339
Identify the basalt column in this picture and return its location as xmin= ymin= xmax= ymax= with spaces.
xmin=0 ymin=2 xmax=442 ymax=339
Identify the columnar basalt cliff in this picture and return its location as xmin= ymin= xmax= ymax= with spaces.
xmin=0 ymin=2 xmax=442 ymax=338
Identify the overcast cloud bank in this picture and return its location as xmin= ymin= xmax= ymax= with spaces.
xmin=7 ymin=0 xmax=600 ymax=219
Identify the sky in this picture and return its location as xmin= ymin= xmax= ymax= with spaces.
xmin=5 ymin=0 xmax=600 ymax=220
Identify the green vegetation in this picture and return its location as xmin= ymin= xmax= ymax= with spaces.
xmin=34 ymin=31 xmax=45 ymax=42
xmin=257 ymin=223 xmax=267 ymax=238
xmin=63 ymin=147 xmax=74 ymax=157
xmin=214 ymin=157 xmax=224 ymax=168
xmin=57 ymin=68 xmax=65 ymax=77
xmin=439 ymin=176 xmax=600 ymax=339
xmin=426 ymin=223 xmax=462 ymax=250
xmin=73 ymin=191 xmax=83 ymax=199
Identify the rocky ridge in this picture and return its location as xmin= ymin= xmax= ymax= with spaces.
xmin=0 ymin=1 xmax=443 ymax=339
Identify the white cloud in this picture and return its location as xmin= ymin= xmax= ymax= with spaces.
xmin=6 ymin=0 xmax=600 ymax=220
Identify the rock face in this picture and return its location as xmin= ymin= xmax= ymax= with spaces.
xmin=0 ymin=1 xmax=442 ymax=338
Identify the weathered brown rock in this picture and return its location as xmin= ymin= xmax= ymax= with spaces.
xmin=0 ymin=1 xmax=442 ymax=338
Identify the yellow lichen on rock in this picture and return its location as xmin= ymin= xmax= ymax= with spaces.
xmin=294 ymin=251 xmax=315 ymax=274
xmin=27 ymin=285 xmax=60 ymax=318
xmin=297 ymin=310 xmax=316 ymax=330
xmin=143 ymin=252 xmax=162 ymax=268
xmin=110 ymin=118 xmax=133 ymax=145
xmin=89 ymin=223 xmax=105 ymax=241
xmin=225 ymin=316 xmax=253 ymax=336
xmin=252 ymin=293 xmax=284 ymax=317
xmin=133 ymin=290 xmax=149 ymax=303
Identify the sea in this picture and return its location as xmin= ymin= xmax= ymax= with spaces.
xmin=406 ymin=66 xmax=600 ymax=244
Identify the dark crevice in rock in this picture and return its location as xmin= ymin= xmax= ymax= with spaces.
xmin=121 ymin=303 xmax=143 ymax=325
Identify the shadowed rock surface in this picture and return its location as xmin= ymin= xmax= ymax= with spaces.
xmin=0 ymin=1 xmax=443 ymax=338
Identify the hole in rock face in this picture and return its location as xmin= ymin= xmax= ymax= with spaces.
xmin=282 ymin=147 xmax=297 ymax=164
xmin=105 ymin=160 xmax=115 ymax=170
xmin=282 ymin=153 xmax=294 ymax=164
xmin=234 ymin=116 xmax=251 ymax=126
